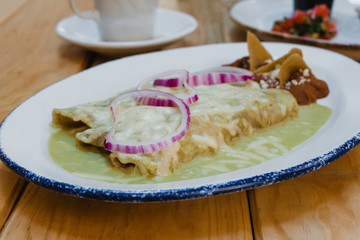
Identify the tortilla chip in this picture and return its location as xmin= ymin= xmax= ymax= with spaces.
xmin=279 ymin=53 xmax=309 ymax=86
xmin=254 ymin=48 xmax=303 ymax=74
xmin=247 ymin=31 xmax=273 ymax=72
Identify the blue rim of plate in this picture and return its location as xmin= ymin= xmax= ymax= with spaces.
xmin=1 ymin=101 xmax=359 ymax=202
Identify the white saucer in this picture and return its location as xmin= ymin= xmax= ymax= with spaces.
xmin=56 ymin=8 xmax=198 ymax=55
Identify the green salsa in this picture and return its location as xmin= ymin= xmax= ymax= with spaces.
xmin=48 ymin=104 xmax=331 ymax=184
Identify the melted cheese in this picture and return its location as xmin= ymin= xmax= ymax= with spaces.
xmin=53 ymin=81 xmax=299 ymax=176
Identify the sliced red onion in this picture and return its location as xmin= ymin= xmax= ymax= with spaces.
xmin=188 ymin=72 xmax=253 ymax=86
xmin=153 ymin=78 xmax=180 ymax=88
xmin=153 ymin=66 xmax=254 ymax=88
xmin=136 ymin=70 xmax=199 ymax=106
xmin=136 ymin=70 xmax=184 ymax=90
xmin=104 ymin=89 xmax=191 ymax=154
xmin=190 ymin=66 xmax=254 ymax=86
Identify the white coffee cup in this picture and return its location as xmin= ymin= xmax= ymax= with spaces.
xmin=69 ymin=0 xmax=157 ymax=42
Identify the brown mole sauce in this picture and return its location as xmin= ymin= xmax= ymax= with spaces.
xmin=226 ymin=57 xmax=329 ymax=105
xmin=286 ymin=71 xmax=329 ymax=105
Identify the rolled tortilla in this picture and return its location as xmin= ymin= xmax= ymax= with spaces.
xmin=53 ymin=82 xmax=298 ymax=176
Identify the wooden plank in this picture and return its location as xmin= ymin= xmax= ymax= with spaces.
xmin=0 ymin=0 xmax=93 ymax=121
xmin=0 ymin=186 xmax=253 ymax=240
xmin=159 ymin=0 xmax=247 ymax=49
xmin=162 ymin=0 xmax=225 ymax=47
xmin=0 ymin=164 xmax=26 ymax=230
xmin=0 ymin=0 xmax=28 ymax=27
xmin=0 ymin=0 xmax=93 ymax=231
xmin=221 ymin=0 xmax=248 ymax=43
xmin=249 ymin=145 xmax=360 ymax=239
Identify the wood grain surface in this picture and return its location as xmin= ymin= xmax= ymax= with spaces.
xmin=0 ymin=185 xmax=252 ymax=240
xmin=0 ymin=0 xmax=93 ymax=234
xmin=249 ymin=146 xmax=360 ymax=240
xmin=0 ymin=0 xmax=28 ymax=27
xmin=0 ymin=0 xmax=359 ymax=239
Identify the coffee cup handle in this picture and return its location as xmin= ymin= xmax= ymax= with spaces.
xmin=69 ymin=0 xmax=99 ymax=20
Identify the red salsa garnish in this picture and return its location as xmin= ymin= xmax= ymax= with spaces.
xmin=272 ymin=4 xmax=337 ymax=40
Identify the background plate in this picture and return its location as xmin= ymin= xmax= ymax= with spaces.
xmin=0 ymin=43 xmax=359 ymax=202
xmin=230 ymin=0 xmax=360 ymax=60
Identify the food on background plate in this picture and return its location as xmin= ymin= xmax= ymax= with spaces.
xmin=271 ymin=4 xmax=337 ymax=40
xmin=227 ymin=31 xmax=329 ymax=105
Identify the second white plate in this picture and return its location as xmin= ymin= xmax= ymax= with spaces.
xmin=230 ymin=0 xmax=360 ymax=60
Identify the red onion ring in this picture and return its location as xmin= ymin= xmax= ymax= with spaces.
xmin=104 ymin=89 xmax=191 ymax=154
xmin=153 ymin=66 xmax=254 ymax=88
xmin=189 ymin=66 xmax=254 ymax=86
xmin=136 ymin=70 xmax=199 ymax=106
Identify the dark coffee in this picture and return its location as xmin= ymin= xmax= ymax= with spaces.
xmin=294 ymin=0 xmax=334 ymax=11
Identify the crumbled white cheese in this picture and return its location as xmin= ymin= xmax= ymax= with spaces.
xmin=264 ymin=59 xmax=272 ymax=64
xmin=260 ymin=81 xmax=269 ymax=89
xmin=284 ymin=82 xmax=291 ymax=90
xmin=303 ymin=68 xmax=310 ymax=77
xmin=291 ymin=80 xmax=298 ymax=85
xmin=270 ymin=68 xmax=280 ymax=79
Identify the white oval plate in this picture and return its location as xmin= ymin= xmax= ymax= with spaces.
xmin=230 ymin=0 xmax=360 ymax=60
xmin=0 ymin=43 xmax=359 ymax=202
xmin=56 ymin=8 xmax=198 ymax=55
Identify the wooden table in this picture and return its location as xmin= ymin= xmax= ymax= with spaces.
xmin=1 ymin=0 xmax=359 ymax=239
